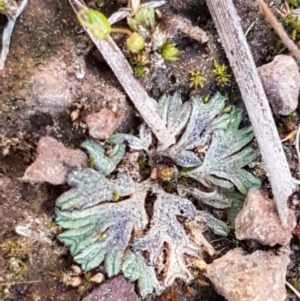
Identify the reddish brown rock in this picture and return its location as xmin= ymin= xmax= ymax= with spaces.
xmin=258 ymin=55 xmax=300 ymax=115
xmin=206 ymin=247 xmax=289 ymax=301
xmin=86 ymin=109 xmax=117 ymax=140
xmin=23 ymin=136 xmax=87 ymax=185
xmin=235 ymin=188 xmax=296 ymax=246
xmin=82 ymin=275 xmax=140 ymax=301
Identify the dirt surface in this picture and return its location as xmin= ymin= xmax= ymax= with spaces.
xmin=1 ymin=0 xmax=300 ymax=300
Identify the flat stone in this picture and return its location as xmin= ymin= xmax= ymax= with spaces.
xmin=23 ymin=136 xmax=87 ymax=185
xmin=235 ymin=188 xmax=296 ymax=246
xmin=206 ymin=247 xmax=289 ymax=301
xmin=26 ymin=41 xmax=86 ymax=115
xmin=86 ymin=109 xmax=117 ymax=140
xmin=258 ymin=55 xmax=300 ymax=115
xmin=28 ymin=70 xmax=74 ymax=113
xmin=82 ymin=275 xmax=140 ymax=301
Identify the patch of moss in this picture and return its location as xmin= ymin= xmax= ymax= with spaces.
xmin=189 ymin=70 xmax=206 ymax=88
xmin=292 ymin=276 xmax=300 ymax=290
xmin=287 ymin=0 xmax=300 ymax=6
xmin=0 ymin=0 xmax=6 ymax=13
xmin=134 ymin=65 xmax=145 ymax=77
xmin=0 ymin=237 xmax=29 ymax=259
xmin=161 ymin=40 xmax=179 ymax=62
xmin=213 ymin=60 xmax=230 ymax=88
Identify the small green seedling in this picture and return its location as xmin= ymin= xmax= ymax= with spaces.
xmin=77 ymin=9 xmax=144 ymax=52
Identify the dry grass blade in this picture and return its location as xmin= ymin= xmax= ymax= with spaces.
xmin=67 ymin=0 xmax=175 ymax=148
xmin=206 ymin=0 xmax=295 ymax=226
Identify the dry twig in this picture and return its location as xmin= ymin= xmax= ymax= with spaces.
xmin=206 ymin=0 xmax=295 ymax=225
xmin=257 ymin=0 xmax=300 ymax=61
xmin=0 ymin=0 xmax=28 ymax=70
xmin=67 ymin=0 xmax=175 ymax=148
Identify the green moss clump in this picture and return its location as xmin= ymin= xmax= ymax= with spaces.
xmin=134 ymin=65 xmax=145 ymax=77
xmin=0 ymin=0 xmax=6 ymax=13
xmin=285 ymin=15 xmax=300 ymax=32
xmin=287 ymin=0 xmax=300 ymax=6
xmin=161 ymin=40 xmax=179 ymax=62
xmin=189 ymin=70 xmax=206 ymax=88
xmin=292 ymin=277 xmax=300 ymax=290
xmin=213 ymin=60 xmax=230 ymax=88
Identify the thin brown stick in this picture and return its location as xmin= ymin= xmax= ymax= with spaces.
xmin=206 ymin=0 xmax=295 ymax=226
xmin=257 ymin=0 xmax=300 ymax=61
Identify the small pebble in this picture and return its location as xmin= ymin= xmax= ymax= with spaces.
xmin=82 ymin=275 xmax=140 ymax=301
xmin=22 ymin=136 xmax=88 ymax=185
xmin=71 ymin=265 xmax=82 ymax=275
xmin=86 ymin=109 xmax=117 ymax=140
xmin=258 ymin=55 xmax=300 ymax=115
xmin=90 ymin=273 xmax=105 ymax=284
xmin=63 ymin=275 xmax=82 ymax=287
xmin=235 ymin=189 xmax=296 ymax=246
xmin=235 ymin=188 xmax=296 ymax=246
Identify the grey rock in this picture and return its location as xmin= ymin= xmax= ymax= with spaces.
xmin=82 ymin=275 xmax=140 ymax=301
xmin=28 ymin=70 xmax=74 ymax=112
xmin=206 ymin=247 xmax=289 ymax=301
xmin=25 ymin=40 xmax=86 ymax=115
xmin=235 ymin=188 xmax=296 ymax=246
xmin=258 ymin=55 xmax=300 ymax=115
xmin=23 ymin=136 xmax=87 ymax=185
